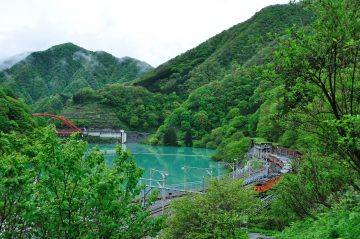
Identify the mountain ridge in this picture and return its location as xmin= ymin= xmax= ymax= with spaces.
xmin=133 ymin=4 xmax=313 ymax=97
xmin=0 ymin=42 xmax=153 ymax=103
xmin=58 ymin=3 xmax=314 ymax=137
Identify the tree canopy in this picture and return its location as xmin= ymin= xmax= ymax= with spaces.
xmin=0 ymin=127 xmax=162 ymax=238
xmin=161 ymin=179 xmax=260 ymax=239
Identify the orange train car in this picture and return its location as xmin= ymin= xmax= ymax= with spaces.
xmin=254 ymin=176 xmax=282 ymax=192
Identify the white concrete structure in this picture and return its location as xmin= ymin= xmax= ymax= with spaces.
xmin=84 ymin=129 xmax=127 ymax=143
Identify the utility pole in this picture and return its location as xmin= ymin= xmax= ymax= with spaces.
xmin=235 ymin=158 xmax=239 ymax=178
xmin=142 ymin=179 xmax=146 ymax=207
xmin=217 ymin=161 xmax=221 ymax=179
xmin=202 ymin=176 xmax=205 ymax=192
xmin=148 ymin=169 xmax=168 ymax=214
xmin=183 ymin=166 xmax=187 ymax=192
xmin=162 ymin=173 xmax=167 ymax=215
xmin=150 ymin=168 xmax=153 ymax=189
xmin=233 ymin=161 xmax=235 ymax=180
xmin=182 ymin=166 xmax=213 ymax=192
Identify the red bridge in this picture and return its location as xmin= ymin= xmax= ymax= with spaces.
xmin=32 ymin=113 xmax=83 ymax=136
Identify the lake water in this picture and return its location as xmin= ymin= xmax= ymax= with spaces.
xmin=89 ymin=143 xmax=224 ymax=185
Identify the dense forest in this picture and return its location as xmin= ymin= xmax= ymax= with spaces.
xmin=144 ymin=3 xmax=315 ymax=160
xmin=0 ymin=0 xmax=359 ymax=238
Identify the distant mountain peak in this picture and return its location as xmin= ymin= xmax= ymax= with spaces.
xmin=50 ymin=42 xmax=83 ymax=51
xmin=0 ymin=43 xmax=153 ymax=103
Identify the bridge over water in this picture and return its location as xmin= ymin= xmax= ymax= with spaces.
xmin=32 ymin=113 xmax=128 ymax=143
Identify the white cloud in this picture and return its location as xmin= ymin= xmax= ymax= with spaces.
xmin=0 ymin=0 xmax=290 ymax=66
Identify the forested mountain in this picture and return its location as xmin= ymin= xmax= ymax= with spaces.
xmin=136 ymin=3 xmax=314 ymax=158
xmin=157 ymin=1 xmax=360 ymax=238
xmin=0 ymin=4 xmax=313 ymax=134
xmin=0 ymin=43 xmax=152 ymax=103
xmin=134 ymin=4 xmax=313 ymax=97
xmin=60 ymin=3 xmax=314 ymax=133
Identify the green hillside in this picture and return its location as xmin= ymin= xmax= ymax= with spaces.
xmin=157 ymin=1 xmax=360 ymax=238
xmin=61 ymin=102 xmax=128 ymax=130
xmin=0 ymin=88 xmax=35 ymax=133
xmin=0 ymin=43 xmax=152 ymax=104
xmin=134 ymin=4 xmax=313 ymax=97
xmin=58 ymin=3 xmax=313 ymax=132
xmin=0 ymin=4 xmax=314 ymax=134
xmin=141 ymin=3 xmax=314 ymax=159
xmin=58 ymin=85 xmax=180 ymax=131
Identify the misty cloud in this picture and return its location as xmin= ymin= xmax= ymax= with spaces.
xmin=0 ymin=0 xmax=290 ymax=67
xmin=0 ymin=52 xmax=31 ymax=70
xmin=73 ymin=51 xmax=100 ymax=69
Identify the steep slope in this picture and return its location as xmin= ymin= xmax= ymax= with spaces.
xmin=0 ymin=52 xmax=31 ymax=71
xmin=0 ymin=88 xmax=35 ymax=133
xmin=134 ymin=4 xmax=313 ymax=97
xmin=142 ymin=4 xmax=314 ymax=149
xmin=0 ymin=43 xmax=152 ymax=103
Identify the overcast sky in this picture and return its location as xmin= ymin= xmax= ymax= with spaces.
xmin=0 ymin=0 xmax=290 ymax=67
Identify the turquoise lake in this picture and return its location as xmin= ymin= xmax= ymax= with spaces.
xmin=90 ymin=143 xmax=224 ymax=185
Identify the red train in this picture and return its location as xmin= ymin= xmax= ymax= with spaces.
xmin=254 ymin=176 xmax=281 ymax=192
xmin=252 ymin=145 xmax=299 ymax=192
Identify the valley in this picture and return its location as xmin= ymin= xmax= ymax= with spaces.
xmin=0 ymin=0 xmax=359 ymax=238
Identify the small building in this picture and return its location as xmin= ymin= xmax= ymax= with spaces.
xmin=253 ymin=143 xmax=273 ymax=159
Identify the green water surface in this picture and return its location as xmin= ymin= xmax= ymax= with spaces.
xmin=90 ymin=143 xmax=223 ymax=185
